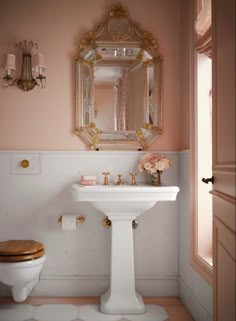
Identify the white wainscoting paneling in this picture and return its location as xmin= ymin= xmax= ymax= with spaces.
xmin=0 ymin=151 xmax=179 ymax=297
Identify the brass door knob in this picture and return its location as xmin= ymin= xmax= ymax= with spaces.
xmin=20 ymin=160 xmax=30 ymax=168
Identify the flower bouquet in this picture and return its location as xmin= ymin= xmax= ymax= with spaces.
xmin=138 ymin=153 xmax=171 ymax=186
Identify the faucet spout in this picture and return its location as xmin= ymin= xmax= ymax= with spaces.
xmin=116 ymin=174 xmax=124 ymax=185
xmin=102 ymin=172 xmax=110 ymax=185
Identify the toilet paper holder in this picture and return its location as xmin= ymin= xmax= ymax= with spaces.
xmin=58 ymin=216 xmax=85 ymax=223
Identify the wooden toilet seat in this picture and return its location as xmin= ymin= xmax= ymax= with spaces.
xmin=0 ymin=240 xmax=45 ymax=262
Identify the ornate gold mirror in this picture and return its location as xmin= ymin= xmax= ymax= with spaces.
xmin=75 ymin=4 xmax=163 ymax=150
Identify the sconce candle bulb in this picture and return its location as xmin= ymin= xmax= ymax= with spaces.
xmin=32 ymin=53 xmax=46 ymax=88
xmin=3 ymin=40 xmax=46 ymax=91
xmin=5 ymin=54 xmax=16 ymax=72
xmin=3 ymin=54 xmax=16 ymax=87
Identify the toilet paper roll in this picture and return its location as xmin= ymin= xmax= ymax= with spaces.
xmin=61 ymin=214 xmax=77 ymax=231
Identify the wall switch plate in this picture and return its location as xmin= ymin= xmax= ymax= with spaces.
xmin=11 ymin=153 xmax=41 ymax=175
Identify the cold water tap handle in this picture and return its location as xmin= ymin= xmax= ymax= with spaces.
xmin=129 ymin=172 xmax=137 ymax=185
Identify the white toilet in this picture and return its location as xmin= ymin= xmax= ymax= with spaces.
xmin=0 ymin=240 xmax=46 ymax=302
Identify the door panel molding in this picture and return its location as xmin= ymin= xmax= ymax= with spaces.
xmin=212 ymin=0 xmax=235 ymax=319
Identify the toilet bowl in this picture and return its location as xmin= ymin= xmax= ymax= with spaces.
xmin=0 ymin=240 xmax=46 ymax=302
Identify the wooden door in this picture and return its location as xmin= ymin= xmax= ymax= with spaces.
xmin=212 ymin=0 xmax=235 ymax=320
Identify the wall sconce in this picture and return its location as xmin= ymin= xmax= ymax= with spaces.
xmin=3 ymin=40 xmax=46 ymax=91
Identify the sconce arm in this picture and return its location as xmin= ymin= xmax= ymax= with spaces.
xmin=3 ymin=75 xmax=16 ymax=87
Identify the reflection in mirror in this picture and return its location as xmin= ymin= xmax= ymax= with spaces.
xmin=94 ymin=61 xmax=148 ymax=131
xmin=75 ymin=3 xmax=163 ymax=150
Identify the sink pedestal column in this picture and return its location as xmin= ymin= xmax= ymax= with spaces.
xmin=100 ymin=216 xmax=145 ymax=315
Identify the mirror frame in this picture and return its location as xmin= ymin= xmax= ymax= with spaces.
xmin=75 ymin=3 xmax=163 ymax=150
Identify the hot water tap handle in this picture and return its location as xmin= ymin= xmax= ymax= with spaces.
xmin=102 ymin=172 xmax=110 ymax=185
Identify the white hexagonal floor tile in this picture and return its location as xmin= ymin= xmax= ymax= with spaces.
xmin=33 ymin=304 xmax=78 ymax=321
xmin=78 ymin=304 xmax=168 ymax=321
xmin=78 ymin=305 xmax=122 ymax=321
xmin=0 ymin=304 xmax=35 ymax=321
xmin=123 ymin=305 xmax=168 ymax=321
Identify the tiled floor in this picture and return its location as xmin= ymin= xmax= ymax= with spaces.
xmin=0 ymin=297 xmax=194 ymax=321
xmin=0 ymin=304 xmax=169 ymax=321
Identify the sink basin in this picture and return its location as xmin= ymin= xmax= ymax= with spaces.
xmin=71 ymin=184 xmax=179 ymax=216
xmin=71 ymin=183 xmax=179 ymax=314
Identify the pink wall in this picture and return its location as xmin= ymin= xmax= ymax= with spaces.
xmin=0 ymin=0 xmax=189 ymax=151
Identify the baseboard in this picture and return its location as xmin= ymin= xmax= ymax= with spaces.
xmin=0 ymin=296 xmax=182 ymax=305
xmin=29 ymin=275 xmax=179 ymax=297
xmin=178 ymin=277 xmax=212 ymax=321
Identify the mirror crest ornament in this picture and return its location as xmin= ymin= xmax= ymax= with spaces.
xmin=75 ymin=3 xmax=163 ymax=150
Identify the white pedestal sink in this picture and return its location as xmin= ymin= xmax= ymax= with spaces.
xmin=71 ymin=184 xmax=179 ymax=315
